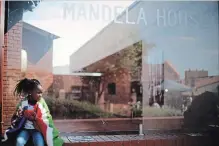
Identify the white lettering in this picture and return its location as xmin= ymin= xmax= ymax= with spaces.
xmin=168 ymin=10 xmax=177 ymax=26
xmin=89 ymin=4 xmax=99 ymax=21
xmin=126 ymin=8 xmax=135 ymax=24
xmin=157 ymin=9 xmax=166 ymax=26
xmin=102 ymin=4 xmax=112 ymax=21
xmin=137 ymin=8 xmax=147 ymax=25
xmin=63 ymin=3 xmax=76 ymax=20
xmin=76 ymin=4 xmax=87 ymax=20
xmin=178 ymin=10 xmax=188 ymax=26
xmin=113 ymin=6 xmax=123 ymax=24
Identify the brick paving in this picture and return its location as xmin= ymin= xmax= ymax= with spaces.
xmin=61 ymin=133 xmax=211 ymax=146
xmin=54 ymin=117 xmax=213 ymax=146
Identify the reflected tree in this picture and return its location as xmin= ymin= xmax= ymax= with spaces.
xmin=80 ymin=41 xmax=156 ymax=104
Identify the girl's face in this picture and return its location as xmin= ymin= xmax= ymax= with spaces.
xmin=30 ymin=85 xmax=43 ymax=101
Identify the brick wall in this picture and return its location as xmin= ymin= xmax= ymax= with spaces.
xmin=164 ymin=61 xmax=180 ymax=81
xmin=51 ymin=75 xmax=83 ymax=97
xmin=0 ymin=0 xmax=3 ymax=104
xmin=185 ymin=70 xmax=208 ymax=87
xmin=103 ymin=68 xmax=131 ymax=104
xmin=1 ymin=21 xmax=60 ymax=133
xmin=25 ymin=71 xmax=53 ymax=95
xmin=0 ymin=0 xmax=3 ymax=134
xmin=2 ymin=21 xmax=57 ymax=132
xmin=2 ymin=21 xmax=23 ymax=132
xmin=84 ymin=45 xmax=136 ymax=105
xmin=147 ymin=61 xmax=180 ymax=83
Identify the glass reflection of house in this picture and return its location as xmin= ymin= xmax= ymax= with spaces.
xmin=68 ymin=2 xmax=183 ymax=113
xmin=194 ymin=75 xmax=219 ymax=95
xmin=1 ymin=20 xmax=59 ymax=133
xmin=22 ymin=21 xmax=60 ymax=92
xmin=69 ymin=1 xmax=219 ymax=114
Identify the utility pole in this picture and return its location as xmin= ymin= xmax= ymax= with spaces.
xmin=0 ymin=0 xmax=5 ymax=135
xmin=161 ymin=50 xmax=164 ymax=106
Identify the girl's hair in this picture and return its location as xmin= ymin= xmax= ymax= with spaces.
xmin=14 ymin=78 xmax=41 ymax=96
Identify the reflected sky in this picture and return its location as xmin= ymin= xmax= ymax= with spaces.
xmin=23 ymin=1 xmax=218 ymax=78
xmin=138 ymin=1 xmax=218 ymax=78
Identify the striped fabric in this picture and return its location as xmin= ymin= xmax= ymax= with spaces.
xmin=2 ymin=97 xmax=64 ymax=146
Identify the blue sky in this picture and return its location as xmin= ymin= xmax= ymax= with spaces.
xmin=23 ymin=0 xmax=134 ymax=67
xmin=138 ymin=1 xmax=219 ymax=78
xmin=23 ymin=1 xmax=218 ymax=78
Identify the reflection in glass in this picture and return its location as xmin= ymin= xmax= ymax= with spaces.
xmin=2 ymin=0 xmax=218 ymax=137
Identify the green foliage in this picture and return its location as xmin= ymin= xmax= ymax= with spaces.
xmin=130 ymin=101 xmax=143 ymax=117
xmin=119 ymin=41 xmax=156 ymax=78
xmin=129 ymin=101 xmax=182 ymax=117
xmin=44 ymin=97 xmax=114 ymax=119
xmin=143 ymin=106 xmax=182 ymax=117
xmin=79 ymin=41 xmax=155 ymax=105
xmin=133 ymin=108 xmax=142 ymax=117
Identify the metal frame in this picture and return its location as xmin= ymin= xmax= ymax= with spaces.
xmin=0 ymin=0 xmax=5 ymax=134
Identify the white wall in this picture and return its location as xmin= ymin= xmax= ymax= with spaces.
xmin=69 ymin=1 xmax=143 ymax=72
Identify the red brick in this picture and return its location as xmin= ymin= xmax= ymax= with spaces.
xmin=84 ymin=52 xmax=132 ymax=106
xmin=114 ymin=141 xmax=123 ymax=146
xmin=71 ymin=143 xmax=81 ymax=146
xmin=123 ymin=141 xmax=131 ymax=146
xmin=63 ymin=143 xmax=73 ymax=146
xmin=130 ymin=140 xmax=139 ymax=146
xmin=146 ymin=139 xmax=155 ymax=146
xmin=162 ymin=138 xmax=174 ymax=146
xmin=105 ymin=141 xmax=115 ymax=146
xmin=2 ymin=21 xmax=22 ymax=132
xmin=80 ymin=143 xmax=89 ymax=146
xmin=89 ymin=141 xmax=105 ymax=146
xmin=138 ymin=140 xmax=146 ymax=146
xmin=154 ymin=139 xmax=163 ymax=146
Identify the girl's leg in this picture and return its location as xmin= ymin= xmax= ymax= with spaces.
xmin=32 ymin=130 xmax=45 ymax=146
xmin=16 ymin=130 xmax=30 ymax=146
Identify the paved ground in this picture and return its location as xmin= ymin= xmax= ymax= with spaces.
xmin=54 ymin=117 xmax=214 ymax=146
xmin=61 ymin=133 xmax=212 ymax=146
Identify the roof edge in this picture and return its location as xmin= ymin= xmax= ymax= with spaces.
xmin=22 ymin=21 xmax=60 ymax=39
xmin=70 ymin=0 xmax=141 ymax=58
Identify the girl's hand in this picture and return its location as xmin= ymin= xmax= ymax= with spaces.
xmin=17 ymin=109 xmax=23 ymax=117
xmin=23 ymin=110 xmax=36 ymax=121
xmin=28 ymin=113 xmax=36 ymax=121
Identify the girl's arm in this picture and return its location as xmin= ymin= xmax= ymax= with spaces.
xmin=10 ymin=100 xmax=23 ymax=126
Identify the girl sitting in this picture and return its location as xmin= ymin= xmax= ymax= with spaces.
xmin=2 ymin=78 xmax=63 ymax=146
